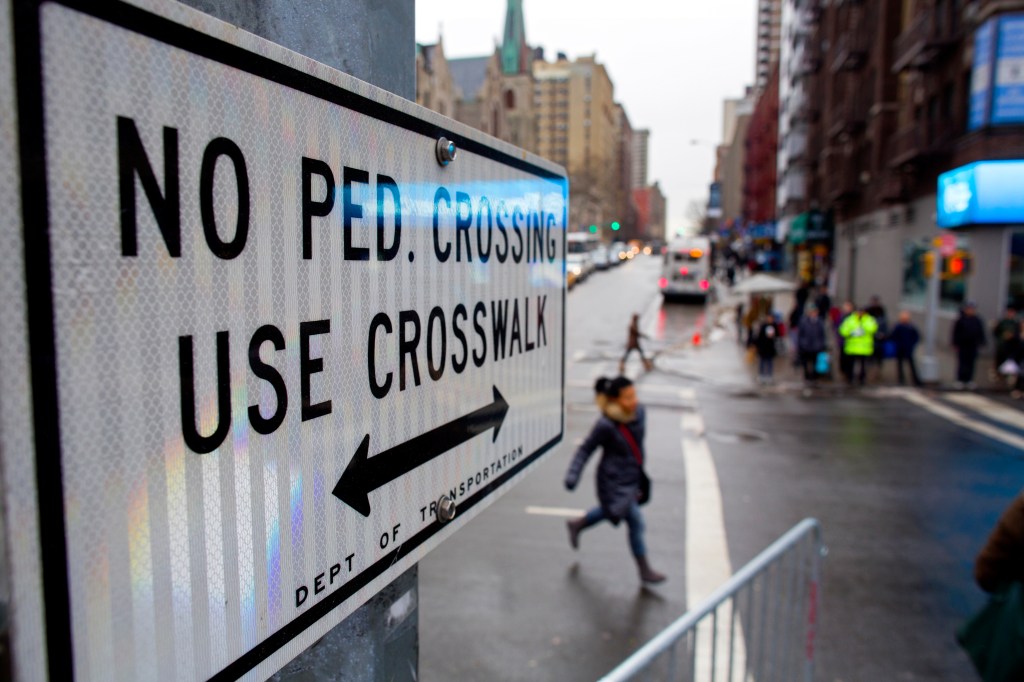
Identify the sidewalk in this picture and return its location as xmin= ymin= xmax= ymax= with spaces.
xmin=713 ymin=279 xmax=1015 ymax=396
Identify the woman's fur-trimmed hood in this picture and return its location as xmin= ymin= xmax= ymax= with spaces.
xmin=596 ymin=393 xmax=635 ymax=424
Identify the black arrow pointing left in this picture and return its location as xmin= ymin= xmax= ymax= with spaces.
xmin=332 ymin=386 xmax=510 ymax=517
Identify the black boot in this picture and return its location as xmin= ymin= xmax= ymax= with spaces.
xmin=635 ymin=555 xmax=666 ymax=584
xmin=566 ymin=517 xmax=586 ymax=550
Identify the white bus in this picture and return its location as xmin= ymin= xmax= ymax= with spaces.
xmin=659 ymin=236 xmax=714 ymax=301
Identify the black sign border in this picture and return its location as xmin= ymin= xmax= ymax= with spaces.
xmin=12 ymin=0 xmax=568 ymax=679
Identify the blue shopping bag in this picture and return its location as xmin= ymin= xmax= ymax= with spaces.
xmin=815 ymin=350 xmax=830 ymax=375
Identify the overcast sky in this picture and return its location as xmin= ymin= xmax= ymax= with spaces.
xmin=415 ymin=0 xmax=756 ymax=236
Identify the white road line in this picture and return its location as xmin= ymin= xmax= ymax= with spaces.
xmin=681 ymin=412 xmax=705 ymax=436
xmin=683 ymin=430 xmax=734 ymax=601
xmin=944 ymin=392 xmax=1024 ymax=432
xmin=901 ymin=391 xmax=1024 ymax=451
xmin=524 ymin=506 xmax=585 ymax=517
xmin=682 ymin=411 xmax=747 ymax=680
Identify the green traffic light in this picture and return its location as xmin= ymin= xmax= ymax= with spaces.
xmin=588 ymin=225 xmax=598 ymax=233
xmin=611 ymin=221 xmax=620 ymax=231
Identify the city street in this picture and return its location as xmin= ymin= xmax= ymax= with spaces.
xmin=419 ymin=256 xmax=1024 ymax=681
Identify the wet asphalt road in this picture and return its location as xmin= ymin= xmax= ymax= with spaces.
xmin=417 ymin=256 xmax=1024 ymax=681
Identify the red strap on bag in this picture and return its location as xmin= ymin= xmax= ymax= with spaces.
xmin=618 ymin=424 xmax=643 ymax=466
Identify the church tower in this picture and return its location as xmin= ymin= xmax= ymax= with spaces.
xmin=501 ymin=0 xmax=530 ymax=75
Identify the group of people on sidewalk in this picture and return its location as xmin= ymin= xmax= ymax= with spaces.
xmin=743 ymin=284 xmax=1007 ymax=390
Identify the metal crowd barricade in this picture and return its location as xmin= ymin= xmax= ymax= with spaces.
xmin=599 ymin=518 xmax=826 ymax=682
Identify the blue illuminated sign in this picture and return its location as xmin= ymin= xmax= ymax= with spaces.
xmin=969 ymin=20 xmax=996 ymax=131
xmin=937 ymin=160 xmax=1024 ymax=227
xmin=969 ymin=13 xmax=1024 ymax=128
xmin=993 ymin=15 xmax=1024 ymax=124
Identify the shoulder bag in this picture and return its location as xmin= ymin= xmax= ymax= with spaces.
xmin=617 ymin=424 xmax=651 ymax=505
xmin=956 ymin=581 xmax=1024 ymax=681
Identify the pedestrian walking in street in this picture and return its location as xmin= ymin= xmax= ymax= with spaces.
xmin=889 ymin=311 xmax=922 ymax=386
xmin=797 ymin=306 xmax=827 ymax=383
xmin=957 ymin=491 xmax=1024 ymax=681
xmin=838 ymin=306 xmax=878 ymax=385
xmin=952 ymin=302 xmax=986 ymax=389
xmin=619 ymin=313 xmax=652 ymax=374
xmin=992 ymin=307 xmax=1019 ymax=380
xmin=564 ymin=377 xmax=666 ymax=584
xmin=754 ymin=314 xmax=781 ymax=384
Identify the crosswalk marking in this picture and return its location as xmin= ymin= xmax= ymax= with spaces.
xmin=944 ymin=392 xmax=1024 ymax=432
xmin=901 ymin=391 xmax=1024 ymax=451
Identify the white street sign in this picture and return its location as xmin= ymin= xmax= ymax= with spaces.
xmin=0 ymin=0 xmax=566 ymax=679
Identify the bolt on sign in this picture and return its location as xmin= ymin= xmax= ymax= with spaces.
xmin=0 ymin=0 xmax=566 ymax=679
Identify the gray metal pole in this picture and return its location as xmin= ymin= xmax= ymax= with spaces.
xmin=174 ymin=2 xmax=418 ymax=680
xmin=920 ymin=243 xmax=941 ymax=383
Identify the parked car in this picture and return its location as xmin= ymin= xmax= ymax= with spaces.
xmin=592 ymin=244 xmax=612 ymax=270
xmin=566 ymin=253 xmax=591 ymax=281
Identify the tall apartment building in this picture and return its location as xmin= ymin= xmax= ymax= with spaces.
xmin=615 ymin=104 xmax=640 ymax=238
xmin=776 ymin=0 xmax=826 ymax=282
xmin=534 ymin=54 xmax=619 ymax=232
xmin=744 ymin=65 xmax=779 ymax=224
xmin=804 ymin=0 xmax=1024 ymax=347
xmin=756 ymin=0 xmax=784 ymax=92
xmin=631 ymin=129 xmax=650 ymax=188
xmin=718 ymin=92 xmax=756 ymax=226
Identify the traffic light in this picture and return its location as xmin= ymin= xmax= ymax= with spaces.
xmin=922 ymin=251 xmax=935 ymax=278
xmin=611 ymin=221 xmax=620 ymax=231
xmin=946 ymin=252 xmax=972 ymax=277
xmin=588 ymin=224 xmax=598 ymax=233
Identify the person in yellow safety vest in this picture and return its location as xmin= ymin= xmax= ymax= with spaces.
xmin=839 ymin=307 xmax=879 ymax=386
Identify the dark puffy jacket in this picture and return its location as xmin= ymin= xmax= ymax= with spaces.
xmin=564 ymin=405 xmax=646 ymax=523
xmin=952 ymin=315 xmax=986 ymax=352
xmin=889 ymin=322 xmax=920 ymax=358
xmin=797 ymin=316 xmax=826 ymax=354
xmin=754 ymin=322 xmax=780 ymax=359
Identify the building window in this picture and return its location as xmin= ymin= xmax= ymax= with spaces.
xmin=505 ymin=89 xmax=516 ymax=110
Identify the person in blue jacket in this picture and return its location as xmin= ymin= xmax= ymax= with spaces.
xmin=564 ymin=376 xmax=666 ymax=584
xmin=889 ymin=310 xmax=922 ymax=386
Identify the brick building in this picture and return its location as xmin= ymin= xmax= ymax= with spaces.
xmin=744 ymin=64 xmax=780 ymax=224
xmin=803 ymin=0 xmax=1024 ymax=344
